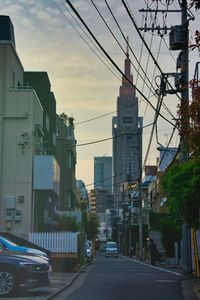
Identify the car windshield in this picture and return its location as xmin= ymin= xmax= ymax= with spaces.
xmin=106 ymin=243 xmax=117 ymax=249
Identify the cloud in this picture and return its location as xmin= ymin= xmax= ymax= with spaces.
xmin=1 ymin=0 xmax=197 ymax=185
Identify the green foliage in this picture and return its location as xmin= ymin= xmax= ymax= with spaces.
xmin=149 ymin=212 xmax=181 ymax=257
xmin=83 ymin=212 xmax=100 ymax=241
xmin=162 ymin=159 xmax=200 ymax=229
xmin=57 ymin=215 xmax=80 ymax=232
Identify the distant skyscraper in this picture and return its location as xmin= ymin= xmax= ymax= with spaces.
xmin=94 ymin=156 xmax=112 ymax=194
xmin=112 ymin=38 xmax=143 ymax=208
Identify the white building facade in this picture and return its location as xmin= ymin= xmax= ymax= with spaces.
xmin=0 ymin=16 xmax=59 ymax=235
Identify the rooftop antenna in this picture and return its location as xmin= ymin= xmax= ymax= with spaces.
xmin=126 ymin=36 xmax=129 ymax=58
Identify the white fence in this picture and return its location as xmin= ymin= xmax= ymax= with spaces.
xmin=28 ymin=232 xmax=78 ymax=253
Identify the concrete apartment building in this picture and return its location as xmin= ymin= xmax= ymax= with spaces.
xmin=24 ymin=71 xmax=57 ymax=156
xmin=88 ymin=190 xmax=96 ymax=213
xmin=112 ymin=41 xmax=143 ymax=209
xmin=0 ymin=16 xmax=59 ymax=235
xmin=56 ymin=115 xmax=78 ymax=211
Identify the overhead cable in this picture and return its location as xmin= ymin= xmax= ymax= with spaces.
xmin=76 ymin=122 xmax=155 ymax=147
xmin=65 ymin=0 xmax=176 ymax=129
xmin=121 ymin=0 xmax=182 ymax=102
xmin=55 ymin=0 xmax=121 ymax=81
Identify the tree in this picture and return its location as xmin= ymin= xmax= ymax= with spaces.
xmin=162 ymin=160 xmax=200 ymax=229
xmin=189 ymin=0 xmax=200 ymax=11
xmin=83 ymin=212 xmax=100 ymax=241
xmin=57 ymin=215 xmax=80 ymax=232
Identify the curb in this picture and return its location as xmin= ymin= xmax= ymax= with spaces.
xmin=193 ymin=282 xmax=200 ymax=300
xmin=46 ymin=264 xmax=89 ymax=300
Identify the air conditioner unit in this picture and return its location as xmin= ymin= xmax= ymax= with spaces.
xmin=5 ymin=196 xmax=16 ymax=209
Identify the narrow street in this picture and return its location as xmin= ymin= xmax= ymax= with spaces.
xmin=56 ymin=253 xmax=184 ymax=300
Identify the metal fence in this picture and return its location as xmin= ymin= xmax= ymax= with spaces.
xmin=28 ymin=231 xmax=78 ymax=253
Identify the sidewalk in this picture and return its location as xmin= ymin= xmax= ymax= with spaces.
xmin=45 ymin=270 xmax=82 ymax=299
xmin=17 ymin=265 xmax=88 ymax=300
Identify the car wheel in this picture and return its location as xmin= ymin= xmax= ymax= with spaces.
xmin=0 ymin=269 xmax=17 ymax=296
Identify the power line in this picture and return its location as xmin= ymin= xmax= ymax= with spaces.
xmin=76 ymin=122 xmax=154 ymax=147
xmin=104 ymin=0 xmax=165 ymax=107
xmin=65 ymin=0 xmax=177 ymax=129
xmin=55 ymin=0 xmax=121 ymax=81
xmin=59 ymin=0 xmax=176 ymax=126
xmin=121 ymin=0 xmax=182 ymax=102
xmin=85 ymin=171 xmax=124 ymax=188
xmin=74 ymin=110 xmax=116 ymax=125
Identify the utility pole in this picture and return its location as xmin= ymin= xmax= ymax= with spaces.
xmin=139 ymin=0 xmax=191 ymax=272
xmin=179 ymin=0 xmax=191 ymax=274
xmin=138 ymin=188 xmax=143 ymax=260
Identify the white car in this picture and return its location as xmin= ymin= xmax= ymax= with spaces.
xmin=105 ymin=241 xmax=118 ymax=258
xmin=86 ymin=240 xmax=92 ymax=262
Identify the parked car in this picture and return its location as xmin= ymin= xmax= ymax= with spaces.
xmin=0 ymin=236 xmax=49 ymax=260
xmin=105 ymin=241 xmax=118 ymax=258
xmin=85 ymin=240 xmax=92 ymax=262
xmin=0 ymin=250 xmax=52 ymax=296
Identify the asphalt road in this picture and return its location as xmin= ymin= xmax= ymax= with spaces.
xmin=57 ymin=253 xmax=184 ymax=300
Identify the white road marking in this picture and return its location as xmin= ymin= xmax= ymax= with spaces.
xmin=123 ymin=256 xmax=182 ymax=276
xmin=156 ymin=279 xmax=177 ymax=283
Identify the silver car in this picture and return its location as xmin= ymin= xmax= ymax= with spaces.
xmin=105 ymin=241 xmax=118 ymax=258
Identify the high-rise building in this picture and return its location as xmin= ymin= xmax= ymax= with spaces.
xmin=112 ymin=39 xmax=143 ymax=208
xmin=94 ymin=156 xmax=112 ymax=194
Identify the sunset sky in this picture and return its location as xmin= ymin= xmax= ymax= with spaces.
xmin=0 ymin=0 xmax=199 ymax=187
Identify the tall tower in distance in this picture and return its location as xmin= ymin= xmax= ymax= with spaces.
xmin=112 ymin=37 xmax=143 ymax=208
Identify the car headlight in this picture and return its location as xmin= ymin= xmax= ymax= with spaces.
xmin=19 ymin=262 xmax=41 ymax=271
